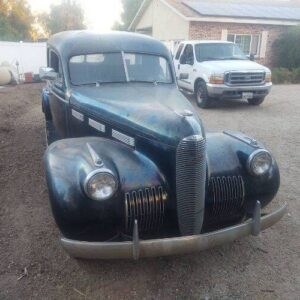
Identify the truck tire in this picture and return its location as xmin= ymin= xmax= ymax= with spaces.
xmin=195 ymin=81 xmax=211 ymax=108
xmin=247 ymin=96 xmax=265 ymax=106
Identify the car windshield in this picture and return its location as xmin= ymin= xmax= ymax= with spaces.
xmin=195 ymin=43 xmax=248 ymax=62
xmin=69 ymin=52 xmax=172 ymax=85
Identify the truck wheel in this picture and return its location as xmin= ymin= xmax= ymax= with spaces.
xmin=247 ymin=97 xmax=265 ymax=106
xmin=195 ymin=81 xmax=211 ymax=108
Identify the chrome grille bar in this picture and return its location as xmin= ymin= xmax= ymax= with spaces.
xmin=225 ymin=71 xmax=265 ymax=85
xmin=176 ymin=135 xmax=206 ymax=235
xmin=125 ymin=186 xmax=167 ymax=233
xmin=210 ymin=175 xmax=245 ymax=217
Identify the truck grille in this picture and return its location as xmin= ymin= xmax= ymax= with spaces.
xmin=225 ymin=71 xmax=265 ymax=85
xmin=125 ymin=186 xmax=167 ymax=233
xmin=176 ymin=135 xmax=206 ymax=235
xmin=209 ymin=176 xmax=245 ymax=217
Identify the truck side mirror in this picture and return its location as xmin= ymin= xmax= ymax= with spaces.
xmin=39 ymin=67 xmax=58 ymax=81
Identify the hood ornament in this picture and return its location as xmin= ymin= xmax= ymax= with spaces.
xmin=86 ymin=143 xmax=104 ymax=167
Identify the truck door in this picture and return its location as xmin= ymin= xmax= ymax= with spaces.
xmin=48 ymin=50 xmax=69 ymax=139
xmin=177 ymin=44 xmax=195 ymax=91
xmin=174 ymin=43 xmax=184 ymax=80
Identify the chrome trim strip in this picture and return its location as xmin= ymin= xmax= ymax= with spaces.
xmin=112 ymin=129 xmax=135 ymax=147
xmin=71 ymin=109 xmax=84 ymax=122
xmin=61 ymin=203 xmax=287 ymax=259
xmin=88 ymin=118 xmax=106 ymax=133
xmin=51 ymin=89 xmax=69 ymax=103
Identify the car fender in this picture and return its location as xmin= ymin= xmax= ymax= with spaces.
xmin=44 ymin=137 xmax=168 ymax=239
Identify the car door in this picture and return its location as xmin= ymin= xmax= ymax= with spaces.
xmin=177 ymin=44 xmax=195 ymax=91
xmin=48 ymin=50 xmax=69 ymax=139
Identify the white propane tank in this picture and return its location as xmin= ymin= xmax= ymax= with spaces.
xmin=0 ymin=67 xmax=12 ymax=85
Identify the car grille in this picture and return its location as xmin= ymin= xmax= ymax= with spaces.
xmin=208 ymin=175 xmax=245 ymax=217
xmin=124 ymin=186 xmax=167 ymax=233
xmin=225 ymin=71 xmax=265 ymax=85
xmin=176 ymin=135 xmax=206 ymax=235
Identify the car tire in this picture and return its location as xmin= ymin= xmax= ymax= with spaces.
xmin=247 ymin=96 xmax=265 ymax=106
xmin=195 ymin=81 xmax=211 ymax=108
xmin=45 ymin=120 xmax=57 ymax=146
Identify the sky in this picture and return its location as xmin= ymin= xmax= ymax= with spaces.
xmin=28 ymin=0 xmax=123 ymax=31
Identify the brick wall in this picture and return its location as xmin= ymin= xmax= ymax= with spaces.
xmin=189 ymin=21 xmax=290 ymax=67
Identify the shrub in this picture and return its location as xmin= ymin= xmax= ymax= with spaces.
xmin=291 ymin=67 xmax=300 ymax=83
xmin=273 ymin=26 xmax=300 ymax=69
xmin=272 ymin=68 xmax=292 ymax=84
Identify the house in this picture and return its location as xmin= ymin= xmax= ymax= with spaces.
xmin=128 ymin=0 xmax=300 ymax=67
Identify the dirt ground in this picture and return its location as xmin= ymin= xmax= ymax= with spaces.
xmin=0 ymin=83 xmax=299 ymax=300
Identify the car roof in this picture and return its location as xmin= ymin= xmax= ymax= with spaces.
xmin=180 ymin=40 xmax=233 ymax=45
xmin=47 ymin=30 xmax=171 ymax=60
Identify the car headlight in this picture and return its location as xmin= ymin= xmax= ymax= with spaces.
xmin=247 ymin=149 xmax=272 ymax=176
xmin=84 ymin=170 xmax=118 ymax=201
xmin=265 ymin=72 xmax=272 ymax=83
xmin=209 ymin=74 xmax=224 ymax=84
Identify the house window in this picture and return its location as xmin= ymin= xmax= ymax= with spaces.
xmin=227 ymin=34 xmax=260 ymax=56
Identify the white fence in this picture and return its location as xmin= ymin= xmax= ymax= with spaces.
xmin=0 ymin=41 xmax=47 ymax=74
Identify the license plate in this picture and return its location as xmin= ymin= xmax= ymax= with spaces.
xmin=242 ymin=92 xmax=253 ymax=99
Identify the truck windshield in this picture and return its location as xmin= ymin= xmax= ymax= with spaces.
xmin=195 ymin=43 xmax=248 ymax=62
xmin=69 ymin=52 xmax=172 ymax=85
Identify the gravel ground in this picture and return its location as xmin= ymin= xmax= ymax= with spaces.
xmin=0 ymin=83 xmax=299 ymax=300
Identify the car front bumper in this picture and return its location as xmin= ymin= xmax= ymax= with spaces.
xmin=206 ymin=82 xmax=272 ymax=99
xmin=60 ymin=202 xmax=287 ymax=260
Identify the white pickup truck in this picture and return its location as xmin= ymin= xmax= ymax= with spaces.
xmin=174 ymin=41 xmax=272 ymax=108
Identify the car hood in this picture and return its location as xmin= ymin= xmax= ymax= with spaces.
xmin=70 ymin=83 xmax=204 ymax=146
xmin=199 ymin=60 xmax=270 ymax=74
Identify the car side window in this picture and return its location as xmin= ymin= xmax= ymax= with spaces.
xmin=49 ymin=50 xmax=64 ymax=89
xmin=181 ymin=44 xmax=194 ymax=65
xmin=175 ymin=44 xmax=184 ymax=60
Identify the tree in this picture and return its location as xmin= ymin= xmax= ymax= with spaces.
xmin=42 ymin=0 xmax=86 ymax=35
xmin=0 ymin=0 xmax=35 ymax=41
xmin=113 ymin=0 xmax=143 ymax=31
xmin=273 ymin=26 xmax=300 ymax=69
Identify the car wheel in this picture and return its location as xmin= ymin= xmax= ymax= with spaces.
xmin=247 ymin=96 xmax=265 ymax=106
xmin=195 ymin=81 xmax=211 ymax=108
xmin=45 ymin=120 xmax=57 ymax=146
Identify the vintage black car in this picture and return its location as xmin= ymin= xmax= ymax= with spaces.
xmin=40 ymin=31 xmax=286 ymax=259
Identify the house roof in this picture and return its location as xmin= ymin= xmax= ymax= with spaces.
xmin=183 ymin=1 xmax=300 ymax=21
xmin=129 ymin=0 xmax=300 ymax=30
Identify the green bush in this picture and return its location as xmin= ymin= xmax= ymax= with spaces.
xmin=272 ymin=67 xmax=300 ymax=84
xmin=273 ymin=26 xmax=300 ymax=69
xmin=272 ymin=68 xmax=292 ymax=84
xmin=291 ymin=67 xmax=300 ymax=83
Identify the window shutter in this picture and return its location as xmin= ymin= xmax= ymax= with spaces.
xmin=260 ymin=31 xmax=268 ymax=58
xmin=221 ymin=29 xmax=228 ymax=41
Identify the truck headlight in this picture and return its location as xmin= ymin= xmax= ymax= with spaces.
xmin=209 ymin=74 xmax=224 ymax=84
xmin=265 ymin=72 xmax=272 ymax=83
xmin=247 ymin=149 xmax=272 ymax=176
xmin=84 ymin=170 xmax=118 ymax=201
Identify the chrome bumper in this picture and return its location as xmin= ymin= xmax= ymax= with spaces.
xmin=61 ymin=202 xmax=286 ymax=260
xmin=206 ymin=82 xmax=272 ymax=98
